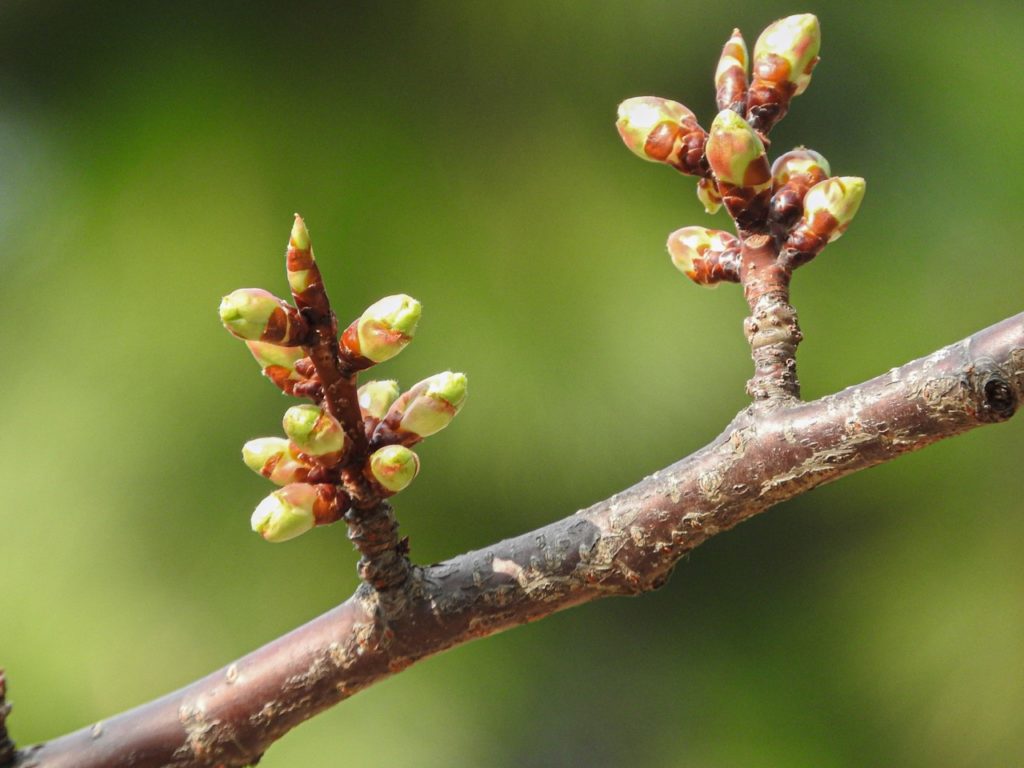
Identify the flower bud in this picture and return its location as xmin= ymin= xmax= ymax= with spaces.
xmin=666 ymin=226 xmax=742 ymax=286
xmin=769 ymin=148 xmax=831 ymax=230
xmin=358 ymin=380 xmax=401 ymax=422
xmin=219 ymin=288 xmax=308 ymax=345
xmin=616 ymin=96 xmax=708 ymax=177
xmin=381 ymin=371 xmax=468 ymax=442
xmin=245 ymin=341 xmax=307 ymax=394
xmin=771 ymin=147 xmax=830 ymax=188
xmin=282 ymin=404 xmax=346 ymax=460
xmin=251 ymin=484 xmax=317 ymax=542
xmin=801 ymin=176 xmax=865 ymax=241
xmin=341 ymin=294 xmax=422 ymax=364
xmin=715 ymin=28 xmax=749 ymax=112
xmin=782 ymin=176 xmax=866 ymax=267
xmin=747 ymin=14 xmax=821 ymax=132
xmin=250 ymin=483 xmax=349 ymax=542
xmin=369 ymin=445 xmax=420 ymax=494
xmin=706 ymin=110 xmax=770 ymax=189
xmin=286 ymin=214 xmax=324 ymax=303
xmin=242 ymin=437 xmax=311 ymax=485
xmin=705 ymin=110 xmax=771 ymax=229
xmin=753 ymin=14 xmax=821 ymax=96
xmin=696 ymin=177 xmax=723 ymax=215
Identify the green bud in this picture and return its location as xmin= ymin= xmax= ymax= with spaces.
xmin=666 ymin=226 xmax=741 ymax=286
xmin=219 ymin=288 xmax=308 ymax=345
xmin=771 ymin=147 xmax=830 ymax=188
xmin=251 ymin=484 xmax=317 ymax=542
xmin=286 ymin=214 xmax=322 ymax=298
xmin=398 ymin=371 xmax=468 ymax=438
xmin=616 ymin=96 xmax=708 ymax=176
xmin=753 ymin=14 xmax=821 ymax=96
xmin=696 ymin=177 xmax=722 ymax=215
xmin=369 ymin=445 xmax=420 ymax=494
xmin=616 ymin=96 xmax=694 ymax=162
xmin=358 ymin=380 xmax=401 ymax=422
xmin=242 ymin=437 xmax=310 ymax=485
xmin=282 ymin=404 xmax=346 ymax=458
xmin=705 ymin=109 xmax=771 ymax=191
xmin=801 ymin=176 xmax=866 ymax=242
xmin=352 ymin=294 xmax=422 ymax=363
xmin=715 ymin=28 xmax=749 ymax=112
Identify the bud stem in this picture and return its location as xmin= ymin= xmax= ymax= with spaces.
xmin=739 ymin=234 xmax=802 ymax=401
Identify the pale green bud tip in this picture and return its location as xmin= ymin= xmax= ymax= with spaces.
xmin=616 ymin=96 xmax=695 ymax=161
xmin=282 ymin=404 xmax=346 ymax=455
xmin=424 ymin=371 xmax=468 ymax=409
xmin=804 ymin=176 xmax=866 ymax=240
xmin=358 ymin=380 xmax=401 ymax=421
xmin=357 ymin=294 xmax=422 ymax=363
xmin=290 ymin=214 xmax=310 ymax=251
xmin=251 ymin=484 xmax=316 ymax=542
xmin=242 ymin=437 xmax=291 ymax=474
xmin=219 ymin=288 xmax=281 ymax=341
xmin=706 ymin=109 xmax=769 ymax=190
xmin=754 ymin=14 xmax=820 ymax=93
xmin=771 ymin=147 xmax=830 ymax=186
xmin=370 ymin=445 xmax=420 ymax=493
xmin=400 ymin=371 xmax=469 ymax=438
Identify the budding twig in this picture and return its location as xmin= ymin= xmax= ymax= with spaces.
xmin=617 ymin=13 xmax=863 ymax=404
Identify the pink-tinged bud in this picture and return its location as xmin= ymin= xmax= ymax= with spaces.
xmin=340 ymin=294 xmax=422 ymax=364
xmin=286 ymin=214 xmax=326 ymax=311
xmin=251 ymin=484 xmax=317 ymax=542
xmin=782 ymin=176 xmax=866 ymax=267
xmin=219 ymin=288 xmax=308 ymax=345
xmin=747 ymin=14 xmax=821 ymax=132
xmin=696 ymin=177 xmax=723 ymax=215
xmin=705 ymin=110 xmax=771 ymax=229
xmin=769 ymin=147 xmax=831 ymax=230
xmin=706 ymin=110 xmax=770 ymax=189
xmin=801 ymin=176 xmax=865 ymax=241
xmin=242 ymin=437 xmax=311 ymax=485
xmin=666 ymin=226 xmax=742 ymax=286
xmin=250 ymin=483 xmax=349 ymax=541
xmin=282 ymin=404 xmax=346 ymax=460
xmin=771 ymin=147 xmax=830 ymax=188
xmin=369 ymin=445 xmax=420 ymax=494
xmin=399 ymin=371 xmax=467 ymax=437
xmin=753 ymin=14 xmax=820 ymax=95
xmin=245 ymin=341 xmax=307 ymax=394
xmin=616 ymin=96 xmax=709 ymax=177
xmin=358 ymin=380 xmax=401 ymax=422
xmin=715 ymin=28 xmax=749 ymax=113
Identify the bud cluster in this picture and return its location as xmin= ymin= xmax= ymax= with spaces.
xmin=221 ymin=215 xmax=468 ymax=542
xmin=615 ymin=13 xmax=865 ymax=286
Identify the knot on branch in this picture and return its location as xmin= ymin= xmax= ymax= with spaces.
xmin=346 ymin=503 xmax=411 ymax=592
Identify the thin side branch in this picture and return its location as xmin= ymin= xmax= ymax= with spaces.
xmin=10 ymin=312 xmax=1023 ymax=768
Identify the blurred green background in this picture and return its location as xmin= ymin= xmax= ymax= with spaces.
xmin=1 ymin=1 xmax=1022 ymax=765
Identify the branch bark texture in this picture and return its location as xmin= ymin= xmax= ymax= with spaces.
xmin=11 ymin=312 xmax=1023 ymax=768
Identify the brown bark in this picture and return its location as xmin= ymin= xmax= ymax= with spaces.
xmin=8 ymin=311 xmax=1023 ymax=768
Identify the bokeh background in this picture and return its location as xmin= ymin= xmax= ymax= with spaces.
xmin=1 ymin=1 xmax=1023 ymax=765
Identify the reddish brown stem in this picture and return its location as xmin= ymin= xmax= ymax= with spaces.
xmin=739 ymin=234 xmax=801 ymax=401
xmin=10 ymin=312 xmax=1022 ymax=768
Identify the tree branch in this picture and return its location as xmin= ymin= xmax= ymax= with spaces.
xmin=10 ymin=311 xmax=1022 ymax=768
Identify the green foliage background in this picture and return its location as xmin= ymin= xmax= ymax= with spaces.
xmin=1 ymin=2 xmax=1022 ymax=765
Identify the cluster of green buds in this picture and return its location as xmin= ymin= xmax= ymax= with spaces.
xmin=220 ymin=215 xmax=467 ymax=542
xmin=616 ymin=13 xmax=865 ymax=287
